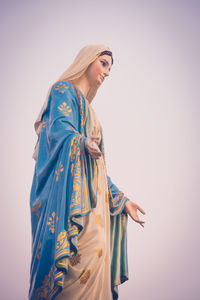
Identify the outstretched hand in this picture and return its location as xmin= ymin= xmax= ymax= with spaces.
xmin=124 ymin=201 xmax=146 ymax=227
xmin=85 ymin=137 xmax=146 ymax=228
xmin=85 ymin=135 xmax=102 ymax=159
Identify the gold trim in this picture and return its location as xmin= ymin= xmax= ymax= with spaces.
xmin=79 ymin=269 xmax=90 ymax=284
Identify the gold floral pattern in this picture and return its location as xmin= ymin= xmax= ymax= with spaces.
xmin=70 ymin=162 xmax=81 ymax=210
xmin=69 ymin=136 xmax=80 ymax=165
xmin=108 ymin=188 xmax=112 ymax=199
xmin=69 ymin=136 xmax=82 ymax=213
xmin=96 ymin=248 xmax=103 ymax=258
xmin=76 ymin=92 xmax=88 ymax=132
xmin=56 ymin=231 xmax=69 ymax=250
xmin=95 ymin=214 xmax=103 ymax=227
xmin=98 ymin=187 xmax=101 ymax=195
xmin=34 ymin=265 xmax=55 ymax=299
xmin=54 ymin=81 xmax=69 ymax=93
xmin=105 ymin=191 xmax=109 ymax=203
xmin=47 ymin=212 xmax=58 ymax=234
xmin=66 ymin=125 xmax=78 ymax=134
xmin=109 ymin=191 xmax=127 ymax=215
xmin=69 ymin=253 xmax=81 ymax=266
xmin=58 ymin=101 xmax=72 ymax=116
xmin=55 ymin=162 xmax=64 ymax=181
xmin=36 ymin=242 xmax=42 ymax=259
xmin=55 ymin=231 xmax=71 ymax=260
xmin=32 ymin=198 xmax=41 ymax=217
xmin=79 ymin=269 xmax=90 ymax=284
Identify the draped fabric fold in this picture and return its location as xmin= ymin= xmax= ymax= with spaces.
xmin=29 ymin=80 xmax=129 ymax=299
xmin=107 ymin=176 xmax=129 ymax=299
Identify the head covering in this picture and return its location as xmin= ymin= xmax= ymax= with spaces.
xmin=32 ymin=44 xmax=112 ymax=160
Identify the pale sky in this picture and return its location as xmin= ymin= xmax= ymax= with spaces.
xmin=1 ymin=0 xmax=199 ymax=299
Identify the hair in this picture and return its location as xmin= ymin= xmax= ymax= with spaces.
xmin=99 ymin=50 xmax=114 ymax=65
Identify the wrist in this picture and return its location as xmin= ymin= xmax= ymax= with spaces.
xmin=80 ymin=135 xmax=87 ymax=152
xmin=124 ymin=200 xmax=131 ymax=213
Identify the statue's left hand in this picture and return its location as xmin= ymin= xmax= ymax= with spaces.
xmin=124 ymin=201 xmax=146 ymax=227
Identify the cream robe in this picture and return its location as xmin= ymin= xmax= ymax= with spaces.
xmin=56 ymin=103 xmax=112 ymax=300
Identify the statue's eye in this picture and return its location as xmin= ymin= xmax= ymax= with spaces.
xmin=101 ymin=61 xmax=106 ymax=67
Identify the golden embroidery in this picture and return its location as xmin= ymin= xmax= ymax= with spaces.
xmin=42 ymin=121 xmax=46 ymax=128
xmin=121 ymin=213 xmax=126 ymax=241
xmin=66 ymin=126 xmax=78 ymax=134
xmin=95 ymin=214 xmax=103 ymax=227
xmin=98 ymin=187 xmax=101 ymax=195
xmin=47 ymin=212 xmax=58 ymax=234
xmin=70 ymin=161 xmax=81 ymax=209
xmin=105 ymin=191 xmax=109 ymax=203
xmin=67 ymin=219 xmax=79 ymax=239
xmin=69 ymin=253 xmax=81 ymax=266
xmin=93 ymin=162 xmax=98 ymax=193
xmin=66 ymin=95 xmax=89 ymax=214
xmin=96 ymin=248 xmax=103 ymax=258
xmin=56 ymin=231 xmax=69 ymax=251
xmin=32 ymin=198 xmax=41 ymax=217
xmin=79 ymin=269 xmax=90 ymax=284
xmin=77 ymin=94 xmax=87 ymax=131
xmin=58 ymin=101 xmax=72 ymax=116
xmin=34 ymin=265 xmax=55 ymax=299
xmin=36 ymin=242 xmax=42 ymax=259
xmin=108 ymin=188 xmax=112 ymax=199
xmin=55 ymin=162 xmax=64 ymax=181
xmin=69 ymin=136 xmax=80 ymax=162
xmin=54 ymin=81 xmax=69 ymax=93
xmin=109 ymin=191 xmax=126 ymax=214
xmin=68 ymin=136 xmax=82 ymax=212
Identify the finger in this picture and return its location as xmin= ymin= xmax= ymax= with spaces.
xmin=89 ymin=150 xmax=102 ymax=156
xmin=87 ymin=147 xmax=100 ymax=154
xmin=90 ymin=136 xmax=99 ymax=140
xmin=91 ymin=156 xmax=100 ymax=159
xmin=137 ymin=205 xmax=146 ymax=215
xmin=85 ymin=139 xmax=98 ymax=149
xmin=88 ymin=148 xmax=102 ymax=155
xmin=90 ymin=138 xmax=99 ymax=145
xmin=94 ymin=154 xmax=102 ymax=159
xmin=89 ymin=151 xmax=102 ymax=158
xmin=136 ymin=221 xmax=145 ymax=228
xmin=89 ymin=145 xmax=101 ymax=152
xmin=131 ymin=215 xmax=145 ymax=224
xmin=87 ymin=143 xmax=101 ymax=151
xmin=138 ymin=220 xmax=145 ymax=225
xmin=88 ymin=151 xmax=102 ymax=158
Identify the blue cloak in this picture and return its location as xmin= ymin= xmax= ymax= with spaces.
xmin=29 ymin=81 xmax=129 ymax=299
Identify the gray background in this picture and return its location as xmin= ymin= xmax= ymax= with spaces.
xmin=1 ymin=0 xmax=199 ymax=299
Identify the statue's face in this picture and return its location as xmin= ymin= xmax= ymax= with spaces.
xmin=85 ymin=54 xmax=112 ymax=87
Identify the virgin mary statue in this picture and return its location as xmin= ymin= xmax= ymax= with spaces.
xmin=29 ymin=44 xmax=146 ymax=300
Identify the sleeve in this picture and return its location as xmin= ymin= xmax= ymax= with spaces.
xmin=107 ymin=175 xmax=130 ymax=216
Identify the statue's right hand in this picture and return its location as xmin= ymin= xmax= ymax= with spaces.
xmin=85 ymin=136 xmax=102 ymax=159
